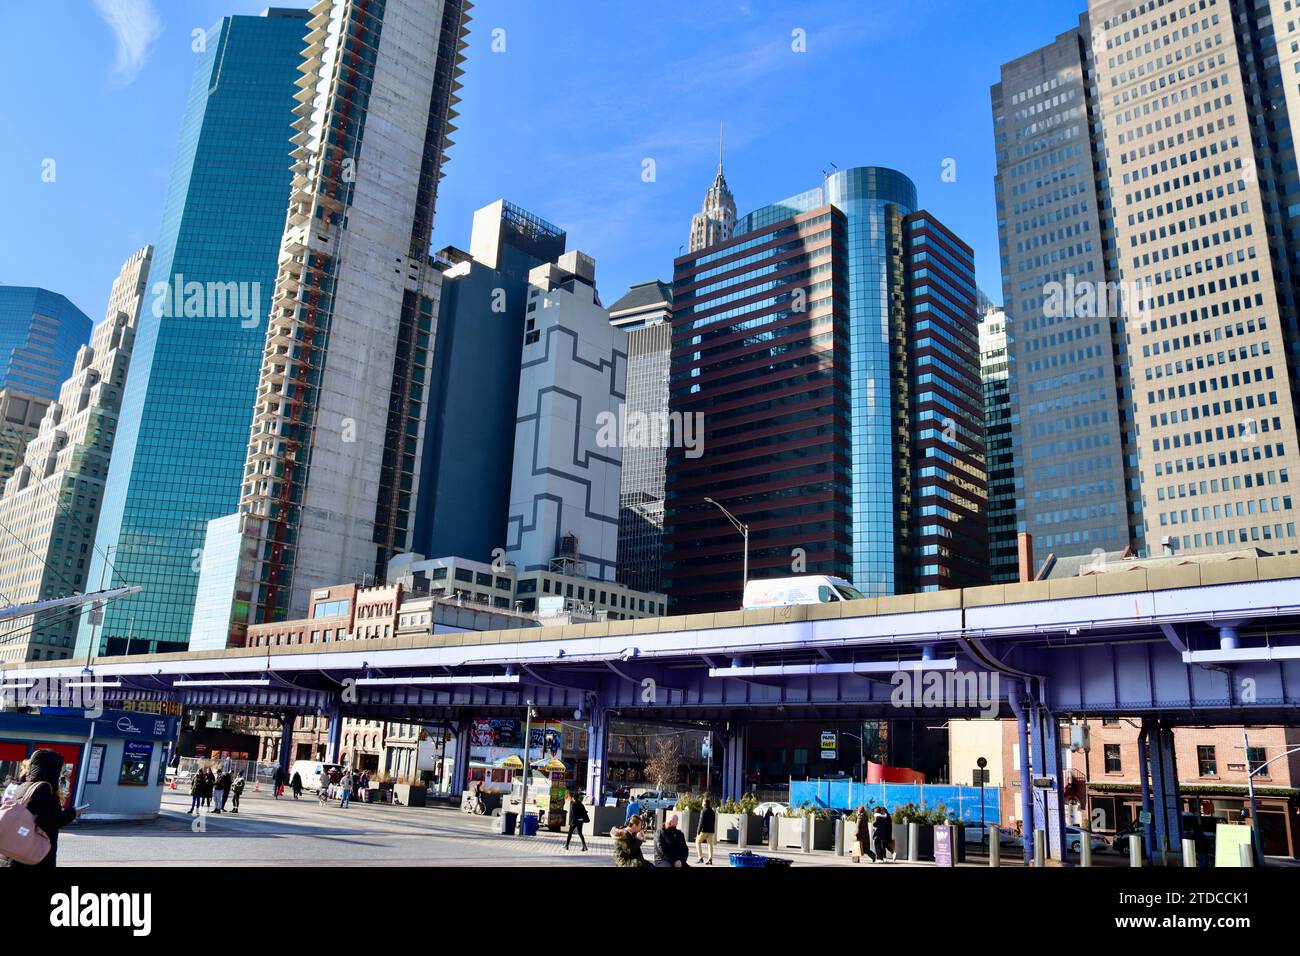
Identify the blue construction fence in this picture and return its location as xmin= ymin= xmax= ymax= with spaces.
xmin=789 ymin=779 xmax=1000 ymax=823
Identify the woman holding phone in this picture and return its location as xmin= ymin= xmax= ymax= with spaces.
xmin=0 ymin=749 xmax=85 ymax=868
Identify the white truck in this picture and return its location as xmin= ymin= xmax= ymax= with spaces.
xmin=741 ymin=575 xmax=866 ymax=609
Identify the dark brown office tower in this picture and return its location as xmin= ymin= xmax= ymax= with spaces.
xmin=663 ymin=206 xmax=854 ymax=613
xmin=904 ymin=212 xmax=988 ymax=590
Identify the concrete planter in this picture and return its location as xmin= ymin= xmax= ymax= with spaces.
xmin=779 ymin=817 xmax=834 ymax=851
xmin=591 ymin=805 xmax=626 ymax=835
xmin=393 ymin=783 xmax=427 ymax=807
xmin=893 ymin=822 xmax=935 ymax=861
xmin=716 ymin=812 xmax=763 ymax=845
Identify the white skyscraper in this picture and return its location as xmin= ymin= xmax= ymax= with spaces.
xmin=506 ymin=252 xmax=627 ymax=581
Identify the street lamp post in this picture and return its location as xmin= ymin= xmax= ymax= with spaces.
xmin=703 ymin=497 xmax=748 ymax=599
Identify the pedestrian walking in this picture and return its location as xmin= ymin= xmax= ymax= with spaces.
xmin=871 ymin=806 xmax=893 ymax=863
xmin=852 ymin=806 xmax=873 ymax=862
xmin=611 ymin=815 xmax=650 ymax=868
xmin=231 ymin=773 xmax=245 ymax=813
xmin=696 ymin=798 xmax=717 ymax=864
xmin=653 ymin=813 xmax=690 ymax=867
xmin=763 ymin=806 xmax=774 ymax=842
xmin=625 ymin=794 xmax=641 ymax=823
xmin=272 ymin=765 xmax=286 ymax=799
xmin=565 ymin=792 xmax=589 ymax=851
xmin=0 ymin=749 xmax=85 ymax=868
xmin=291 ymin=771 xmax=303 ymax=800
xmin=200 ymin=768 xmax=215 ymax=808
xmin=339 ymin=769 xmax=354 ymax=808
xmin=213 ymin=770 xmax=232 ymax=813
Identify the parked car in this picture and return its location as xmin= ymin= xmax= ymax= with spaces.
xmin=964 ymin=822 xmax=1022 ymax=847
xmin=635 ymin=790 xmax=679 ymax=812
xmin=751 ymin=801 xmax=789 ymax=817
xmin=1065 ymin=826 xmax=1109 ymax=855
xmin=1113 ymin=814 xmax=1217 ymax=858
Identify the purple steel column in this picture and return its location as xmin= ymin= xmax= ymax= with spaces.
xmin=1009 ymin=685 xmax=1034 ymax=865
xmin=584 ymin=703 xmax=608 ymax=802
xmin=325 ymin=702 xmax=342 ymax=764
xmin=722 ymin=721 xmax=748 ymax=801
xmin=450 ymin=721 xmax=472 ymax=797
xmin=278 ymin=713 xmax=294 ymax=775
xmin=1138 ymin=720 xmax=1154 ymax=865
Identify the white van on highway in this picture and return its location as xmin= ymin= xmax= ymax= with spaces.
xmin=741 ymin=576 xmax=866 ymax=609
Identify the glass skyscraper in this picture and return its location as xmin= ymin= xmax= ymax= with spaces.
xmin=76 ymin=9 xmax=310 ymax=658
xmin=0 ymin=287 xmax=92 ymax=401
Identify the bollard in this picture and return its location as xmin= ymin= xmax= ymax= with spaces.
xmin=1080 ymin=830 xmax=1092 ymax=868
xmin=1239 ymin=843 xmax=1255 ymax=867
xmin=738 ymin=813 xmax=749 ymax=849
xmin=989 ymin=826 xmax=1000 ymax=867
xmin=1182 ymin=837 xmax=1197 ymax=868
xmin=908 ymin=822 xmax=919 ymax=863
xmin=656 ymin=808 xmax=666 ymax=831
xmin=769 ymin=815 xmax=780 ymax=852
xmin=1033 ymin=829 xmax=1046 ymax=867
xmin=801 ymin=816 xmax=812 ymax=854
xmin=1129 ymin=834 xmax=1144 ymax=867
xmin=835 ymin=818 xmax=846 ymax=857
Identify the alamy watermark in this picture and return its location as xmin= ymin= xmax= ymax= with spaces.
xmin=890 ymin=669 xmax=1000 ymax=719
xmin=1 ymin=674 xmax=107 ymax=718
xmin=1042 ymin=274 xmax=1151 ymax=322
xmin=595 ymin=405 xmax=704 ymax=458
xmin=151 ymin=273 xmax=263 ymax=328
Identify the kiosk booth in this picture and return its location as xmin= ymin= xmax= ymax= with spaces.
xmin=0 ymin=704 xmax=179 ymax=821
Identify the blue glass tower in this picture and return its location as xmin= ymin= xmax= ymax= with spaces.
xmin=0 ymin=287 xmax=92 ymax=401
xmin=77 ymin=9 xmax=309 ymax=658
xmin=734 ymin=168 xmax=919 ymax=594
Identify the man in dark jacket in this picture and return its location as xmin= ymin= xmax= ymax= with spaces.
xmin=565 ymin=793 xmax=589 ymax=851
xmin=0 ymin=749 xmax=82 ymax=868
xmin=272 ymin=765 xmax=286 ymax=799
xmin=654 ymin=814 xmax=690 ymax=867
xmin=696 ymin=798 xmax=717 ymax=864
xmin=871 ymin=806 xmax=893 ymax=862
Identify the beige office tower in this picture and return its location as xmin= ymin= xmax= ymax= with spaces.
xmin=0 ymin=245 xmax=152 ymax=662
xmin=1090 ymin=0 xmax=1300 ymax=555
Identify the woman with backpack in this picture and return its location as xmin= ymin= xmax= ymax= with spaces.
xmin=0 ymin=749 xmax=84 ymax=868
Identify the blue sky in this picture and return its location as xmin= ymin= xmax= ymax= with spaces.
xmin=1 ymin=0 xmax=1085 ymax=320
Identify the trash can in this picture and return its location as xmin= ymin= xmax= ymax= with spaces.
xmin=502 ymin=811 xmax=518 ymax=836
xmin=520 ymin=813 xmax=539 ymax=836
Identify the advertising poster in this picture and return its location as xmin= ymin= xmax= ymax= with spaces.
xmin=119 ymin=741 xmax=153 ymax=787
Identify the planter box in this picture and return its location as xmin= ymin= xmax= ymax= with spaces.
xmin=393 ymin=784 xmax=427 ymax=807
xmin=809 ymin=817 xmax=835 ymax=851
xmin=716 ymin=813 xmax=763 ymax=845
xmin=591 ymin=805 xmax=626 ymax=835
xmin=893 ymin=822 xmax=936 ymax=861
xmin=780 ymin=817 xmax=806 ymax=849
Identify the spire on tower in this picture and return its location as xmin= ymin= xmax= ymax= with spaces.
xmin=718 ymin=120 xmax=725 ymax=174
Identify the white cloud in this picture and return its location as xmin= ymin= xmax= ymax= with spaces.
xmin=92 ymin=0 xmax=164 ymax=86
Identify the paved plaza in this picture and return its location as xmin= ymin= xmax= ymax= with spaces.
xmin=57 ymin=790 xmax=1014 ymax=868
